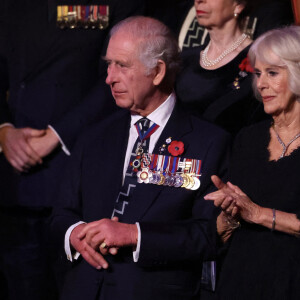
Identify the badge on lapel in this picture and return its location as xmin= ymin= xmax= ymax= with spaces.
xmin=232 ymin=55 xmax=254 ymax=90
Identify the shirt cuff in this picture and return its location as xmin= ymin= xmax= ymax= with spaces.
xmin=133 ymin=222 xmax=141 ymax=262
xmin=48 ymin=125 xmax=71 ymax=156
xmin=64 ymin=221 xmax=86 ymax=262
xmin=0 ymin=123 xmax=14 ymax=129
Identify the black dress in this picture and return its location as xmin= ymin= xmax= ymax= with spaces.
xmin=216 ymin=120 xmax=300 ymax=299
xmin=175 ymin=46 xmax=268 ymax=136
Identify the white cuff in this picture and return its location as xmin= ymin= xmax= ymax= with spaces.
xmin=0 ymin=123 xmax=14 ymax=129
xmin=48 ymin=125 xmax=71 ymax=156
xmin=64 ymin=221 xmax=85 ymax=262
xmin=133 ymin=222 xmax=141 ymax=262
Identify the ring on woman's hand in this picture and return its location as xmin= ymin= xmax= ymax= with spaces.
xmin=100 ymin=242 xmax=108 ymax=249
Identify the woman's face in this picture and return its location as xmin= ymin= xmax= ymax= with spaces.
xmin=254 ymin=56 xmax=295 ymax=116
xmin=194 ymin=0 xmax=243 ymax=29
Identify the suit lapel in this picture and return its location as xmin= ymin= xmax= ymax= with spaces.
xmin=91 ymin=111 xmax=130 ymax=219
xmin=122 ymin=104 xmax=193 ymax=223
xmin=153 ymin=104 xmax=193 ymax=154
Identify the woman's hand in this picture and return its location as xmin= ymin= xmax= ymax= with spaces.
xmin=204 ymin=175 xmax=238 ymax=216
xmin=226 ymin=181 xmax=261 ymax=224
xmin=205 ymin=175 xmax=262 ymax=224
xmin=204 ymin=176 xmax=241 ymax=242
xmin=216 ymin=211 xmax=240 ymax=243
xmin=206 ymin=176 xmax=300 ymax=237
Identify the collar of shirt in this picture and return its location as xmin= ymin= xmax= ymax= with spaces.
xmin=130 ymin=92 xmax=176 ymax=129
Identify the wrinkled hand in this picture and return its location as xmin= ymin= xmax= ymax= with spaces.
xmin=204 ymin=175 xmax=239 ymax=218
xmin=216 ymin=211 xmax=239 ymax=243
xmin=78 ymin=218 xmax=138 ymax=256
xmin=226 ymin=182 xmax=261 ymax=223
xmin=205 ymin=175 xmax=261 ymax=224
xmin=29 ymin=128 xmax=60 ymax=158
xmin=70 ymin=223 xmax=109 ymax=270
xmin=0 ymin=126 xmax=45 ymax=172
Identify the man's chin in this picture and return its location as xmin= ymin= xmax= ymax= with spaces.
xmin=114 ymin=98 xmax=132 ymax=110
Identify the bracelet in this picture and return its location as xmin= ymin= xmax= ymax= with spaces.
xmin=271 ymin=208 xmax=276 ymax=232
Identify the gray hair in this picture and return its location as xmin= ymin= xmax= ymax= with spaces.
xmin=109 ymin=16 xmax=181 ymax=86
xmin=249 ymin=26 xmax=300 ymax=101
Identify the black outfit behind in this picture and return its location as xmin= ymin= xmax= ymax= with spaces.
xmin=216 ymin=120 xmax=300 ymax=299
xmin=0 ymin=1 xmax=145 ymax=299
xmin=175 ymin=45 xmax=268 ymax=136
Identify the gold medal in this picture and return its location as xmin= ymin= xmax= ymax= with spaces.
xmin=157 ymin=173 xmax=165 ymax=185
xmin=181 ymin=174 xmax=190 ymax=188
xmin=185 ymin=175 xmax=195 ymax=190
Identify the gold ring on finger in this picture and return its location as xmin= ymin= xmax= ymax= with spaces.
xmin=100 ymin=242 xmax=108 ymax=249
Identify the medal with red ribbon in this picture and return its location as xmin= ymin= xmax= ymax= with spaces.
xmin=132 ymin=121 xmax=159 ymax=172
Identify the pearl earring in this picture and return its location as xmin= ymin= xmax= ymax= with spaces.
xmin=234 ymin=13 xmax=238 ymax=18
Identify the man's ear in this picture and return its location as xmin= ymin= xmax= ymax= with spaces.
xmin=153 ymin=60 xmax=166 ymax=86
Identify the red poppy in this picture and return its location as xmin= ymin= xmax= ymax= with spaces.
xmin=239 ymin=56 xmax=254 ymax=73
xmin=168 ymin=140 xmax=184 ymax=156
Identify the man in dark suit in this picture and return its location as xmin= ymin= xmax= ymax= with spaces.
xmin=51 ymin=16 xmax=230 ymax=300
xmin=0 ymin=1 xmax=144 ymax=299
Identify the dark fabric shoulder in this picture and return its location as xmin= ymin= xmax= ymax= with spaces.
xmin=233 ymin=119 xmax=271 ymax=143
xmin=230 ymin=119 xmax=271 ymax=164
xmin=180 ymin=46 xmax=202 ymax=69
xmin=76 ymin=109 xmax=130 ymax=146
xmin=189 ymin=113 xmax=230 ymax=139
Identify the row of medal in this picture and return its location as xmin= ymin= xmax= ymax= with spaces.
xmin=135 ymin=153 xmax=202 ymax=190
xmin=56 ymin=5 xmax=109 ymax=29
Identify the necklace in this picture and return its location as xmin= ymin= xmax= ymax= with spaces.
xmin=201 ymin=33 xmax=248 ymax=67
xmin=273 ymin=126 xmax=300 ymax=158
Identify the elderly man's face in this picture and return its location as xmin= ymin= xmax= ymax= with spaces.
xmin=105 ymin=32 xmax=156 ymax=115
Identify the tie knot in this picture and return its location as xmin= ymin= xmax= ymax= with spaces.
xmin=136 ymin=117 xmax=150 ymax=134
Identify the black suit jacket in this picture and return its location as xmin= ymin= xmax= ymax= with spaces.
xmin=0 ymin=0 xmax=145 ymax=207
xmin=51 ymin=104 xmax=230 ymax=300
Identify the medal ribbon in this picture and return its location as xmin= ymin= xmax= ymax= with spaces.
xmin=135 ymin=122 xmax=159 ymax=143
xmin=177 ymin=157 xmax=186 ymax=173
xmin=167 ymin=156 xmax=174 ymax=175
xmin=85 ymin=6 xmax=90 ymax=19
xmin=76 ymin=6 xmax=81 ymax=20
xmin=171 ymin=157 xmax=178 ymax=175
xmin=141 ymin=153 xmax=152 ymax=168
xmin=162 ymin=156 xmax=170 ymax=175
xmin=93 ymin=5 xmax=98 ymax=20
xmin=150 ymin=154 xmax=158 ymax=171
xmin=99 ymin=5 xmax=108 ymax=16
xmin=81 ymin=6 xmax=86 ymax=20
xmin=196 ymin=159 xmax=202 ymax=176
xmin=157 ymin=155 xmax=164 ymax=172
xmin=184 ymin=159 xmax=192 ymax=173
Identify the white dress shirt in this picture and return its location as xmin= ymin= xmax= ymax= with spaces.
xmin=65 ymin=92 xmax=176 ymax=262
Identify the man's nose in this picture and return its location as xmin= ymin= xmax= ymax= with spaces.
xmin=106 ymin=64 xmax=116 ymax=85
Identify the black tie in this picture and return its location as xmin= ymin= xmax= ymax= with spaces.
xmin=112 ymin=118 xmax=151 ymax=219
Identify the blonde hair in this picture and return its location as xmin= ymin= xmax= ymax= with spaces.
xmin=249 ymin=26 xmax=300 ymax=101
